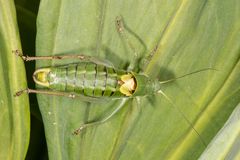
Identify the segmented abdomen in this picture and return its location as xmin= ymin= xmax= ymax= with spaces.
xmin=48 ymin=62 xmax=126 ymax=97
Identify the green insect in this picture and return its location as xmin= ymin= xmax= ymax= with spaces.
xmin=14 ymin=50 xmax=166 ymax=134
xmin=27 ymin=58 xmax=160 ymax=99
xmin=14 ymin=17 xmax=213 ymax=139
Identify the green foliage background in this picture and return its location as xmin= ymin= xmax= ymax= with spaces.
xmin=0 ymin=0 xmax=239 ymax=159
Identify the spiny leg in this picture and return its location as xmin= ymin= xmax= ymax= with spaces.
xmin=73 ymin=99 xmax=128 ymax=135
xmin=140 ymin=44 xmax=159 ymax=71
xmin=115 ymin=17 xmax=159 ymax=72
xmin=115 ymin=16 xmax=139 ymax=71
xmin=15 ymin=88 xmax=77 ymax=99
xmin=13 ymin=49 xmax=88 ymax=61
xmin=13 ymin=49 xmax=115 ymax=68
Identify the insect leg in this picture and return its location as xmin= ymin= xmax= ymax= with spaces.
xmin=115 ymin=16 xmax=139 ymax=71
xmin=140 ymin=44 xmax=159 ymax=71
xmin=73 ymin=99 xmax=128 ymax=135
xmin=13 ymin=50 xmax=115 ymax=68
xmin=13 ymin=49 xmax=89 ymax=61
xmin=15 ymin=88 xmax=77 ymax=98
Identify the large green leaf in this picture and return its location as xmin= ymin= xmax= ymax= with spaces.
xmin=35 ymin=0 xmax=240 ymax=159
xmin=200 ymin=103 xmax=240 ymax=159
xmin=0 ymin=0 xmax=30 ymax=159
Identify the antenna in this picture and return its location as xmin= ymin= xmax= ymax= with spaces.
xmin=157 ymin=90 xmax=207 ymax=147
xmin=159 ymin=68 xmax=218 ymax=84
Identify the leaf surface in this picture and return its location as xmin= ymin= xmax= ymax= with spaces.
xmin=36 ymin=0 xmax=240 ymax=159
xmin=0 ymin=0 xmax=30 ymax=159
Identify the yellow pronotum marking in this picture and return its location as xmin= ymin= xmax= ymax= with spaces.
xmin=119 ymin=74 xmax=136 ymax=96
xmin=33 ymin=68 xmax=50 ymax=87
